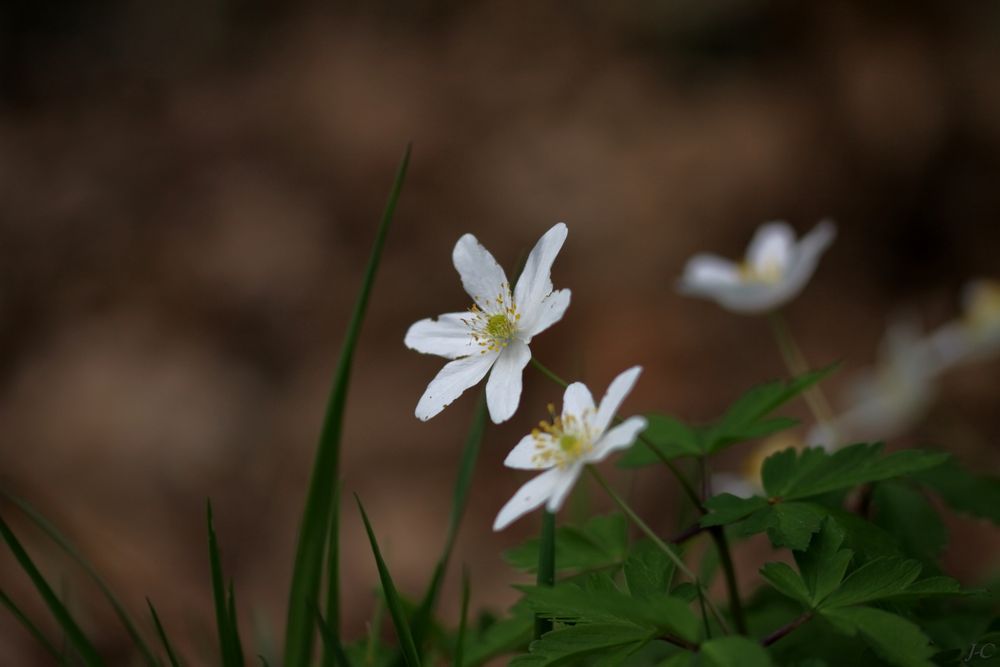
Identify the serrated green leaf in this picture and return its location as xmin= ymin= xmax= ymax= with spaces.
xmin=460 ymin=604 xmax=534 ymax=666
xmin=873 ymin=481 xmax=947 ymax=564
xmin=913 ymin=460 xmax=1000 ymax=525
xmin=820 ymin=557 xmax=922 ymax=609
xmin=504 ymin=514 xmax=628 ymax=574
xmin=700 ymin=635 xmax=775 ymax=666
xmin=624 ymin=539 xmax=677 ymax=599
xmin=823 ymin=507 xmax=902 ymax=560
xmin=284 ymin=145 xmax=410 ymax=667
xmin=821 ymin=606 xmax=936 ymax=667
xmin=793 ymin=518 xmax=853 ymax=605
xmin=617 ymin=414 xmax=703 ymax=467
xmin=510 ymin=623 xmax=653 ymax=667
xmin=760 ymin=563 xmax=811 ymax=607
xmin=356 ymin=496 xmax=421 ymax=667
xmin=766 ymin=502 xmax=828 ymax=551
xmin=701 ymin=495 xmax=769 ymax=527
xmin=762 ymin=444 xmax=948 ymax=501
xmin=0 ymin=516 xmax=103 ymax=666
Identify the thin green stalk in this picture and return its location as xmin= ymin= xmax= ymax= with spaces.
xmin=587 ymin=467 xmax=731 ymax=635
xmin=534 ymin=511 xmax=556 ymax=639
xmin=454 ymin=567 xmax=470 ymax=667
xmin=767 ymin=311 xmax=836 ymax=432
xmin=285 ymin=144 xmax=411 ymax=667
xmin=529 ymin=358 xmax=703 ymax=511
xmin=365 ymin=596 xmax=384 ymax=666
xmin=708 ymin=527 xmax=746 ymax=634
xmin=146 ymin=599 xmax=182 ymax=667
xmin=1 ymin=588 xmax=62 ymax=661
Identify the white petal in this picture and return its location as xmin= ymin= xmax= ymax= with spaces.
xmin=522 ymin=289 xmax=571 ymax=339
xmin=415 ymin=352 xmax=497 ymax=421
xmin=492 ymin=468 xmax=564 ymax=531
xmin=404 ymin=312 xmax=475 ymax=359
xmin=453 ymin=233 xmax=510 ymax=310
xmin=678 ymin=254 xmax=742 ymax=291
xmin=504 ymin=432 xmax=556 ymax=470
xmin=562 ymin=381 xmax=596 ymax=420
xmin=485 ymin=339 xmax=531 ymax=423
xmin=781 ymin=220 xmax=836 ymax=302
xmin=544 ymin=462 xmax=584 ymax=513
xmin=745 ymin=221 xmax=795 ymax=276
xmin=587 ymin=416 xmax=647 ymax=463
xmin=710 ymin=473 xmax=760 ymax=499
xmin=514 ymin=223 xmax=568 ymax=322
xmin=593 ymin=366 xmax=643 ymax=436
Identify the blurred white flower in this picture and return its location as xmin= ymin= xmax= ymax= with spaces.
xmin=711 ymin=433 xmax=802 ymax=499
xmin=927 ymin=279 xmax=1000 ymax=370
xmin=405 ymin=223 xmax=571 ymax=424
xmin=677 ymin=220 xmax=836 ymax=314
xmin=493 ymin=367 xmax=647 ymax=530
xmin=808 ymin=320 xmax=938 ymax=449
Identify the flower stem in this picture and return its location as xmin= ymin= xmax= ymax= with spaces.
xmin=586 ymin=466 xmax=731 ymax=635
xmin=529 ymin=357 xmax=704 ymax=511
xmin=534 ymin=510 xmax=556 ymax=639
xmin=761 ymin=611 xmax=813 ymax=647
xmin=708 ymin=526 xmax=747 ymax=634
xmin=767 ymin=311 xmax=837 ymax=433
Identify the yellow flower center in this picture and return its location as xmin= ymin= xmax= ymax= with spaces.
xmin=739 ymin=259 xmax=784 ymax=285
xmin=531 ymin=404 xmax=594 ymax=469
xmin=966 ymin=281 xmax=1000 ymax=333
xmin=463 ymin=282 xmax=522 ymax=353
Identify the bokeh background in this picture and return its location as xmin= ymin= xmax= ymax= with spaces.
xmin=2 ymin=1 xmax=999 ymax=664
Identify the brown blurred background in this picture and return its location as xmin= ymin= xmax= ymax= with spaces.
xmin=1 ymin=1 xmax=999 ymax=664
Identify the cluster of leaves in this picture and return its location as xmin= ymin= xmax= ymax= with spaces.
xmin=1 ymin=145 xmax=998 ymax=667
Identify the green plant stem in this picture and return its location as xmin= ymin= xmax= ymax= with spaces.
xmin=761 ymin=611 xmax=813 ymax=647
xmin=586 ymin=467 xmax=731 ymax=635
xmin=708 ymin=526 xmax=747 ymax=634
xmin=529 ymin=358 xmax=704 ymax=511
xmin=767 ymin=311 xmax=836 ymax=433
xmin=534 ymin=511 xmax=556 ymax=639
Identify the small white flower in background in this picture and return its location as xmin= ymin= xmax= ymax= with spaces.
xmin=807 ymin=320 xmax=938 ymax=449
xmin=927 ymin=279 xmax=1000 ymax=370
xmin=493 ymin=366 xmax=647 ymax=531
xmin=711 ymin=433 xmax=802 ymax=499
xmin=405 ymin=223 xmax=571 ymax=424
xmin=677 ymin=220 xmax=836 ymax=314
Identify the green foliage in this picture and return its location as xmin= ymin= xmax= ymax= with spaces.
xmin=619 ymin=367 xmax=833 ymax=467
xmin=872 ymin=482 xmax=948 ymax=563
xmin=913 ymin=459 xmax=1000 ymax=525
xmin=505 ymin=513 xmax=629 ymax=574
xmin=146 ymin=598 xmax=182 ymax=667
xmin=207 ymin=502 xmax=244 ymax=667
xmin=284 ymin=145 xmax=411 ymax=667
xmin=624 ymin=539 xmax=677 ymax=600
xmin=698 ymin=636 xmax=775 ymax=666
xmin=821 ymin=606 xmax=936 ymax=667
xmin=510 ymin=623 xmax=655 ymax=666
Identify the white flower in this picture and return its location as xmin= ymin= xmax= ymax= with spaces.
xmin=493 ymin=366 xmax=647 ymax=531
xmin=807 ymin=320 xmax=937 ymax=448
xmin=405 ymin=223 xmax=571 ymax=424
xmin=677 ymin=220 xmax=836 ymax=314
xmin=927 ymin=279 xmax=1000 ymax=370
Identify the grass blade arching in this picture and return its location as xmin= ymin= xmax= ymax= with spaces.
xmin=146 ymin=598 xmax=182 ymax=667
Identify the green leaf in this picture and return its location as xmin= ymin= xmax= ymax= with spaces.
xmin=762 ymin=444 xmax=949 ymax=501
xmin=460 ymin=605 xmax=534 ymax=666
xmin=284 ymin=144 xmax=411 ymax=667
xmin=504 ymin=514 xmax=628 ymax=574
xmin=618 ymin=415 xmax=703 ymax=467
xmin=0 ymin=516 xmax=104 ymax=666
xmin=0 ymin=490 xmax=160 ymax=666
xmin=793 ymin=518 xmax=853 ymax=606
xmin=407 ymin=393 xmax=487 ymax=656
xmin=821 ymin=606 xmax=936 ymax=667
xmin=518 ymin=576 xmax=700 ymax=644
xmin=760 ymin=563 xmax=811 ymax=607
xmin=207 ymin=502 xmax=242 ymax=667
xmin=913 ymin=460 xmax=1000 ymax=524
xmin=315 ymin=606 xmax=353 ymax=667
xmin=1 ymin=587 xmax=62 ymax=661
xmin=356 ymin=496 xmax=421 ymax=667
xmin=766 ymin=502 xmax=828 ymax=551
xmin=872 ymin=481 xmax=947 ymax=564
xmin=819 ymin=557 xmax=922 ymax=609
xmin=701 ymin=495 xmax=769 ymax=527
xmin=624 ymin=539 xmax=677 ymax=600
xmin=509 ymin=623 xmax=653 ymax=666
xmin=700 ymin=636 xmax=775 ymax=666
xmin=146 ymin=598 xmax=182 ymax=667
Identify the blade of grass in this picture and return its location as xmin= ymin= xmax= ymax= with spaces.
xmin=314 ymin=606 xmax=352 ymax=667
xmin=0 ymin=516 xmax=104 ymax=666
xmin=403 ymin=392 xmax=486 ymax=659
xmin=146 ymin=599 xmax=182 ymax=667
xmin=227 ymin=581 xmax=245 ymax=667
xmin=207 ymin=502 xmax=240 ymax=667
xmin=454 ymin=567 xmax=470 ymax=667
xmin=366 ymin=596 xmax=385 ymax=665
xmin=1 ymin=489 xmax=160 ymax=666
xmin=355 ymin=495 xmax=421 ymax=667
xmin=533 ymin=511 xmax=556 ymax=639
xmin=285 ymin=143 xmax=412 ymax=667
xmin=320 ymin=479 xmax=342 ymax=667
xmin=1 ymin=587 xmax=62 ymax=661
